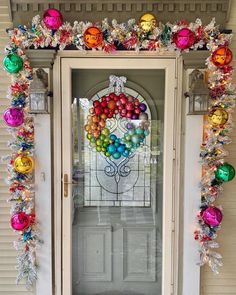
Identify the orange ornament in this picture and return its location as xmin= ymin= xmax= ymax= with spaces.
xmin=212 ymin=46 xmax=233 ymax=67
xmin=93 ymin=130 xmax=101 ymax=138
xmin=92 ymin=115 xmax=99 ymax=123
xmin=84 ymin=27 xmax=103 ymax=48
xmin=107 ymin=100 xmax=116 ymax=110
xmin=100 ymin=113 xmax=107 ymax=120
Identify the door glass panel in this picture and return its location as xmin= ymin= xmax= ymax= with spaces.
xmin=72 ymin=69 xmax=165 ymax=295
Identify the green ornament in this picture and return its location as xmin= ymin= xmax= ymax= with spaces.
xmin=3 ymin=54 xmax=23 ymax=73
xmin=215 ymin=163 xmax=235 ymax=182
xmin=96 ymin=146 xmax=102 ymax=152
xmin=96 ymin=139 xmax=102 ymax=146
xmin=105 ymin=152 xmax=111 ymax=157
xmin=99 ymin=134 xmax=106 ymax=141
xmin=101 ymin=128 xmax=110 ymax=137
xmin=87 ymin=133 xmax=93 ymax=140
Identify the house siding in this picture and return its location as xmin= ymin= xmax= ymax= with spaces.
xmin=0 ymin=3 xmax=34 ymax=295
xmin=200 ymin=2 xmax=236 ymax=295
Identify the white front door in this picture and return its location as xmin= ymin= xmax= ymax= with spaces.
xmin=61 ymin=56 xmax=177 ymax=295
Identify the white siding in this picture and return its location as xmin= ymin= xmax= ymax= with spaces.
xmin=200 ymin=2 xmax=236 ymax=294
xmin=0 ymin=3 xmax=34 ymax=295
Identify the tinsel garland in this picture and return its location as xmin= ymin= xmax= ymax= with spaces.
xmin=2 ymin=12 xmax=235 ymax=287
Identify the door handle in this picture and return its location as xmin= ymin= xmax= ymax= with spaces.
xmin=63 ymin=174 xmax=69 ymax=198
xmin=63 ymin=174 xmax=79 ymax=198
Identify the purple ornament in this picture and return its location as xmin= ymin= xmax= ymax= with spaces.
xmin=139 ymin=103 xmax=147 ymax=112
xmin=3 ymin=107 xmax=24 ymax=127
xmin=126 ymin=122 xmax=134 ymax=129
xmin=131 ymin=114 xmax=139 ymax=120
xmin=43 ymin=8 xmax=63 ymax=30
xmin=202 ymin=207 xmax=223 ymax=227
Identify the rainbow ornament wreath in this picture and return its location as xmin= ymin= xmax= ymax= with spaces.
xmin=2 ymin=8 xmax=235 ymax=287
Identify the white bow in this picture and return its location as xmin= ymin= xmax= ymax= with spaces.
xmin=108 ymin=75 xmax=127 ymax=94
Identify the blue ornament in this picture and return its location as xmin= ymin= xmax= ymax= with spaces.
xmin=122 ymin=150 xmax=130 ymax=157
xmin=107 ymin=144 xmax=117 ymax=154
xmin=112 ymin=152 xmax=121 ymax=159
xmin=135 ymin=127 xmax=144 ymax=135
xmin=110 ymin=134 xmax=117 ymax=142
xmin=144 ymin=130 xmax=150 ymax=136
xmin=117 ymin=144 xmax=126 ymax=153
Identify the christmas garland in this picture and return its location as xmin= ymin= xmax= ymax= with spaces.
xmin=2 ymin=8 xmax=235 ymax=287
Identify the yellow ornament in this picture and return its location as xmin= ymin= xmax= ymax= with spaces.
xmin=14 ymin=155 xmax=34 ymax=174
xmin=139 ymin=13 xmax=157 ymax=32
xmin=207 ymin=108 xmax=228 ymax=126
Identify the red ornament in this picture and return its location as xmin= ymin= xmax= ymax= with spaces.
xmin=173 ymin=28 xmax=195 ymax=49
xmin=212 ymin=46 xmax=233 ymax=67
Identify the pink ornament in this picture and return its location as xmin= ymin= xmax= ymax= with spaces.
xmin=11 ymin=212 xmax=30 ymax=231
xmin=3 ymin=107 xmax=24 ymax=127
xmin=43 ymin=8 xmax=63 ymax=30
xmin=173 ymin=28 xmax=195 ymax=50
xmin=202 ymin=207 xmax=223 ymax=227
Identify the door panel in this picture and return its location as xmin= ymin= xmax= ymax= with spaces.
xmin=61 ymin=57 xmax=176 ymax=295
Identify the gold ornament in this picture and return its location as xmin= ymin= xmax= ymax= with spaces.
xmin=139 ymin=13 xmax=157 ymax=32
xmin=14 ymin=155 xmax=34 ymax=174
xmin=207 ymin=107 xmax=228 ymax=126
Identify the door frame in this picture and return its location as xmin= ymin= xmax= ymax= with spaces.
xmin=53 ymin=51 xmax=183 ymax=295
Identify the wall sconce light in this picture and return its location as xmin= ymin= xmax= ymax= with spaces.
xmin=29 ymin=68 xmax=50 ymax=114
xmin=185 ymin=69 xmax=209 ymax=115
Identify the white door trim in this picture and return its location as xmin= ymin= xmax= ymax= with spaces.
xmin=53 ymin=52 xmax=182 ymax=295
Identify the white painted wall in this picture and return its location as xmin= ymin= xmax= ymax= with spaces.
xmin=182 ymin=101 xmax=202 ymax=295
xmin=34 ymin=114 xmax=52 ymax=295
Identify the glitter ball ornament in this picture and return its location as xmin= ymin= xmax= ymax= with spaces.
xmin=173 ymin=28 xmax=195 ymax=49
xmin=207 ymin=107 xmax=228 ymax=126
xmin=43 ymin=8 xmax=63 ymax=30
xmin=11 ymin=212 xmax=30 ymax=231
xmin=83 ymin=27 xmax=103 ymax=48
xmin=14 ymin=155 xmax=34 ymax=174
xmin=139 ymin=13 xmax=157 ymax=32
xmin=3 ymin=54 xmax=23 ymax=73
xmin=3 ymin=107 xmax=24 ymax=127
xmin=202 ymin=207 xmax=223 ymax=227
xmin=215 ymin=163 xmax=235 ymax=182
xmin=212 ymin=46 xmax=233 ymax=67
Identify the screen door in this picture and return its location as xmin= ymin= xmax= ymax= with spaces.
xmin=61 ymin=57 xmax=176 ymax=295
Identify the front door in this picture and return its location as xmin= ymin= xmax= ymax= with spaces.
xmin=61 ymin=56 xmax=177 ymax=295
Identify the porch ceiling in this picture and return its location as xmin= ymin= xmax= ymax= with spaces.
xmin=9 ymin=0 xmax=231 ymax=29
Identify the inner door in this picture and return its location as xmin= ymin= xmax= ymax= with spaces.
xmin=61 ymin=57 xmax=176 ymax=295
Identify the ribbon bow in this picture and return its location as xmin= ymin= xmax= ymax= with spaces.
xmin=108 ymin=75 xmax=127 ymax=94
